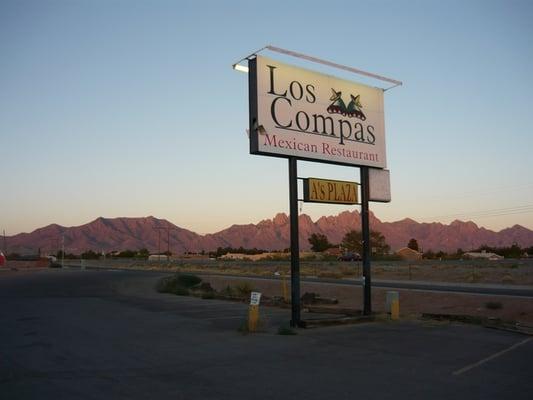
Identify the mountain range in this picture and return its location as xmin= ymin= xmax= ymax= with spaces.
xmin=6 ymin=211 xmax=533 ymax=255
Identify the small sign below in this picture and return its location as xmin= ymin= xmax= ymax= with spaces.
xmin=303 ymin=178 xmax=359 ymax=205
xmin=250 ymin=292 xmax=262 ymax=306
xmin=369 ymin=168 xmax=391 ymax=203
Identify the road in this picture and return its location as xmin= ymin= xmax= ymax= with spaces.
xmin=84 ymin=265 xmax=533 ymax=298
xmin=194 ymin=272 xmax=533 ymax=298
xmin=1 ymin=269 xmax=532 ymax=399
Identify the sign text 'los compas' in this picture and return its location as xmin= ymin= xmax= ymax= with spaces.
xmin=266 ymin=65 xmax=376 ymax=146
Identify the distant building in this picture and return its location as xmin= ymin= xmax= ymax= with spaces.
xmin=396 ymin=247 xmax=423 ymax=261
xmin=219 ymin=253 xmax=253 ymax=260
xmin=323 ymin=247 xmax=343 ymax=257
xmin=218 ymin=252 xmax=315 ymax=261
xmin=148 ymin=254 xmax=169 ymax=262
xmin=463 ymin=251 xmax=503 ymax=260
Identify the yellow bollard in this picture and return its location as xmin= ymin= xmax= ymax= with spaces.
xmin=248 ymin=304 xmax=259 ymax=332
xmin=248 ymin=292 xmax=262 ymax=332
xmin=390 ymin=299 xmax=400 ymax=320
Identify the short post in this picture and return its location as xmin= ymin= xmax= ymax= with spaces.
xmin=248 ymin=292 xmax=261 ymax=332
xmin=386 ymin=290 xmax=400 ymax=320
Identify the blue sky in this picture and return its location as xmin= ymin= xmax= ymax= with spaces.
xmin=1 ymin=0 xmax=533 ymax=235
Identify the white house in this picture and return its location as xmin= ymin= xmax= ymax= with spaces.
xmin=463 ymin=251 xmax=503 ymax=260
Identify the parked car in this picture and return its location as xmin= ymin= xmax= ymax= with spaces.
xmin=338 ymin=252 xmax=362 ymax=261
xmin=0 ymin=251 xmax=5 ymax=266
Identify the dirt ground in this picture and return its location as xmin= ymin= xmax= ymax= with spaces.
xmin=17 ymin=258 xmax=532 ymax=326
xmin=202 ymin=274 xmax=533 ymax=326
xmin=132 ymin=258 xmax=533 ymax=286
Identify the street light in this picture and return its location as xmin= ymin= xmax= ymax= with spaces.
xmin=232 ymin=63 xmax=249 ymax=73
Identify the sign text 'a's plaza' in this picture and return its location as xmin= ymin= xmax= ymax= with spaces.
xmin=249 ymin=56 xmax=386 ymax=168
xmin=303 ymin=178 xmax=359 ymax=205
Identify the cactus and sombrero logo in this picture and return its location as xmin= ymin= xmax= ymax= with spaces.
xmin=327 ymin=89 xmax=366 ymax=121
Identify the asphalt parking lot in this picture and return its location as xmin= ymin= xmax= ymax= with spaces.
xmin=1 ymin=269 xmax=532 ymax=399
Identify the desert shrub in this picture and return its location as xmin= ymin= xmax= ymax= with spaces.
xmin=174 ymin=287 xmax=190 ymax=296
xmin=219 ymin=285 xmax=235 ymax=297
xmin=485 ymin=301 xmax=503 ymax=310
xmin=156 ymin=273 xmax=202 ymax=295
xmin=177 ymin=274 xmax=202 ymax=288
xmin=197 ymin=282 xmax=215 ymax=293
xmin=234 ymin=282 xmax=254 ymax=298
xmin=263 ymin=254 xmax=290 ymax=261
xmin=156 ymin=276 xmax=179 ymax=293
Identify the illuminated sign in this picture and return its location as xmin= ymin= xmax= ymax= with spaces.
xmin=303 ymin=178 xmax=359 ymax=205
xmin=249 ymin=56 xmax=386 ymax=168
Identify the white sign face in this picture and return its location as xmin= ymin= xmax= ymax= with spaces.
xmin=250 ymin=291 xmax=262 ymax=306
xmin=250 ymin=56 xmax=386 ymax=168
xmin=369 ymin=168 xmax=391 ymax=202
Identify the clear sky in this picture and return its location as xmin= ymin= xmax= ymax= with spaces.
xmin=1 ymin=0 xmax=533 ymax=235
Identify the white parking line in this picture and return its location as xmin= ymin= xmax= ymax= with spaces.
xmin=453 ymin=337 xmax=532 ymax=376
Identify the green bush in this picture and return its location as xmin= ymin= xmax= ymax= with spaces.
xmin=156 ymin=276 xmax=178 ymax=293
xmin=234 ymin=282 xmax=254 ymax=298
xmin=156 ymin=273 xmax=202 ymax=295
xmin=177 ymin=274 xmax=202 ymax=288
xmin=219 ymin=285 xmax=235 ymax=297
xmin=175 ymin=287 xmax=190 ymax=296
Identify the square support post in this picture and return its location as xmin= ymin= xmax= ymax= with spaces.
xmin=360 ymin=166 xmax=372 ymax=315
xmin=288 ymin=157 xmax=301 ymax=327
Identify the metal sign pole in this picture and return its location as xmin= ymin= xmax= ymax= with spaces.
xmin=288 ymin=157 xmax=301 ymax=327
xmin=360 ymin=167 xmax=372 ymax=315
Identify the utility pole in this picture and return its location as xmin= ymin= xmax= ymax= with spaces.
xmin=167 ymin=228 xmax=170 ymax=265
xmin=157 ymin=229 xmax=161 ymax=266
xmin=61 ymin=234 xmax=65 ymax=269
xmin=154 ymin=225 xmax=177 ymax=266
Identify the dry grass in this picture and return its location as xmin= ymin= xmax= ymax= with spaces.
xmin=81 ymin=258 xmax=533 ymax=286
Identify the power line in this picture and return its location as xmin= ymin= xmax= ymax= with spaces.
xmin=421 ymin=204 xmax=533 ymax=221
xmin=422 ymin=182 xmax=533 ymax=201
